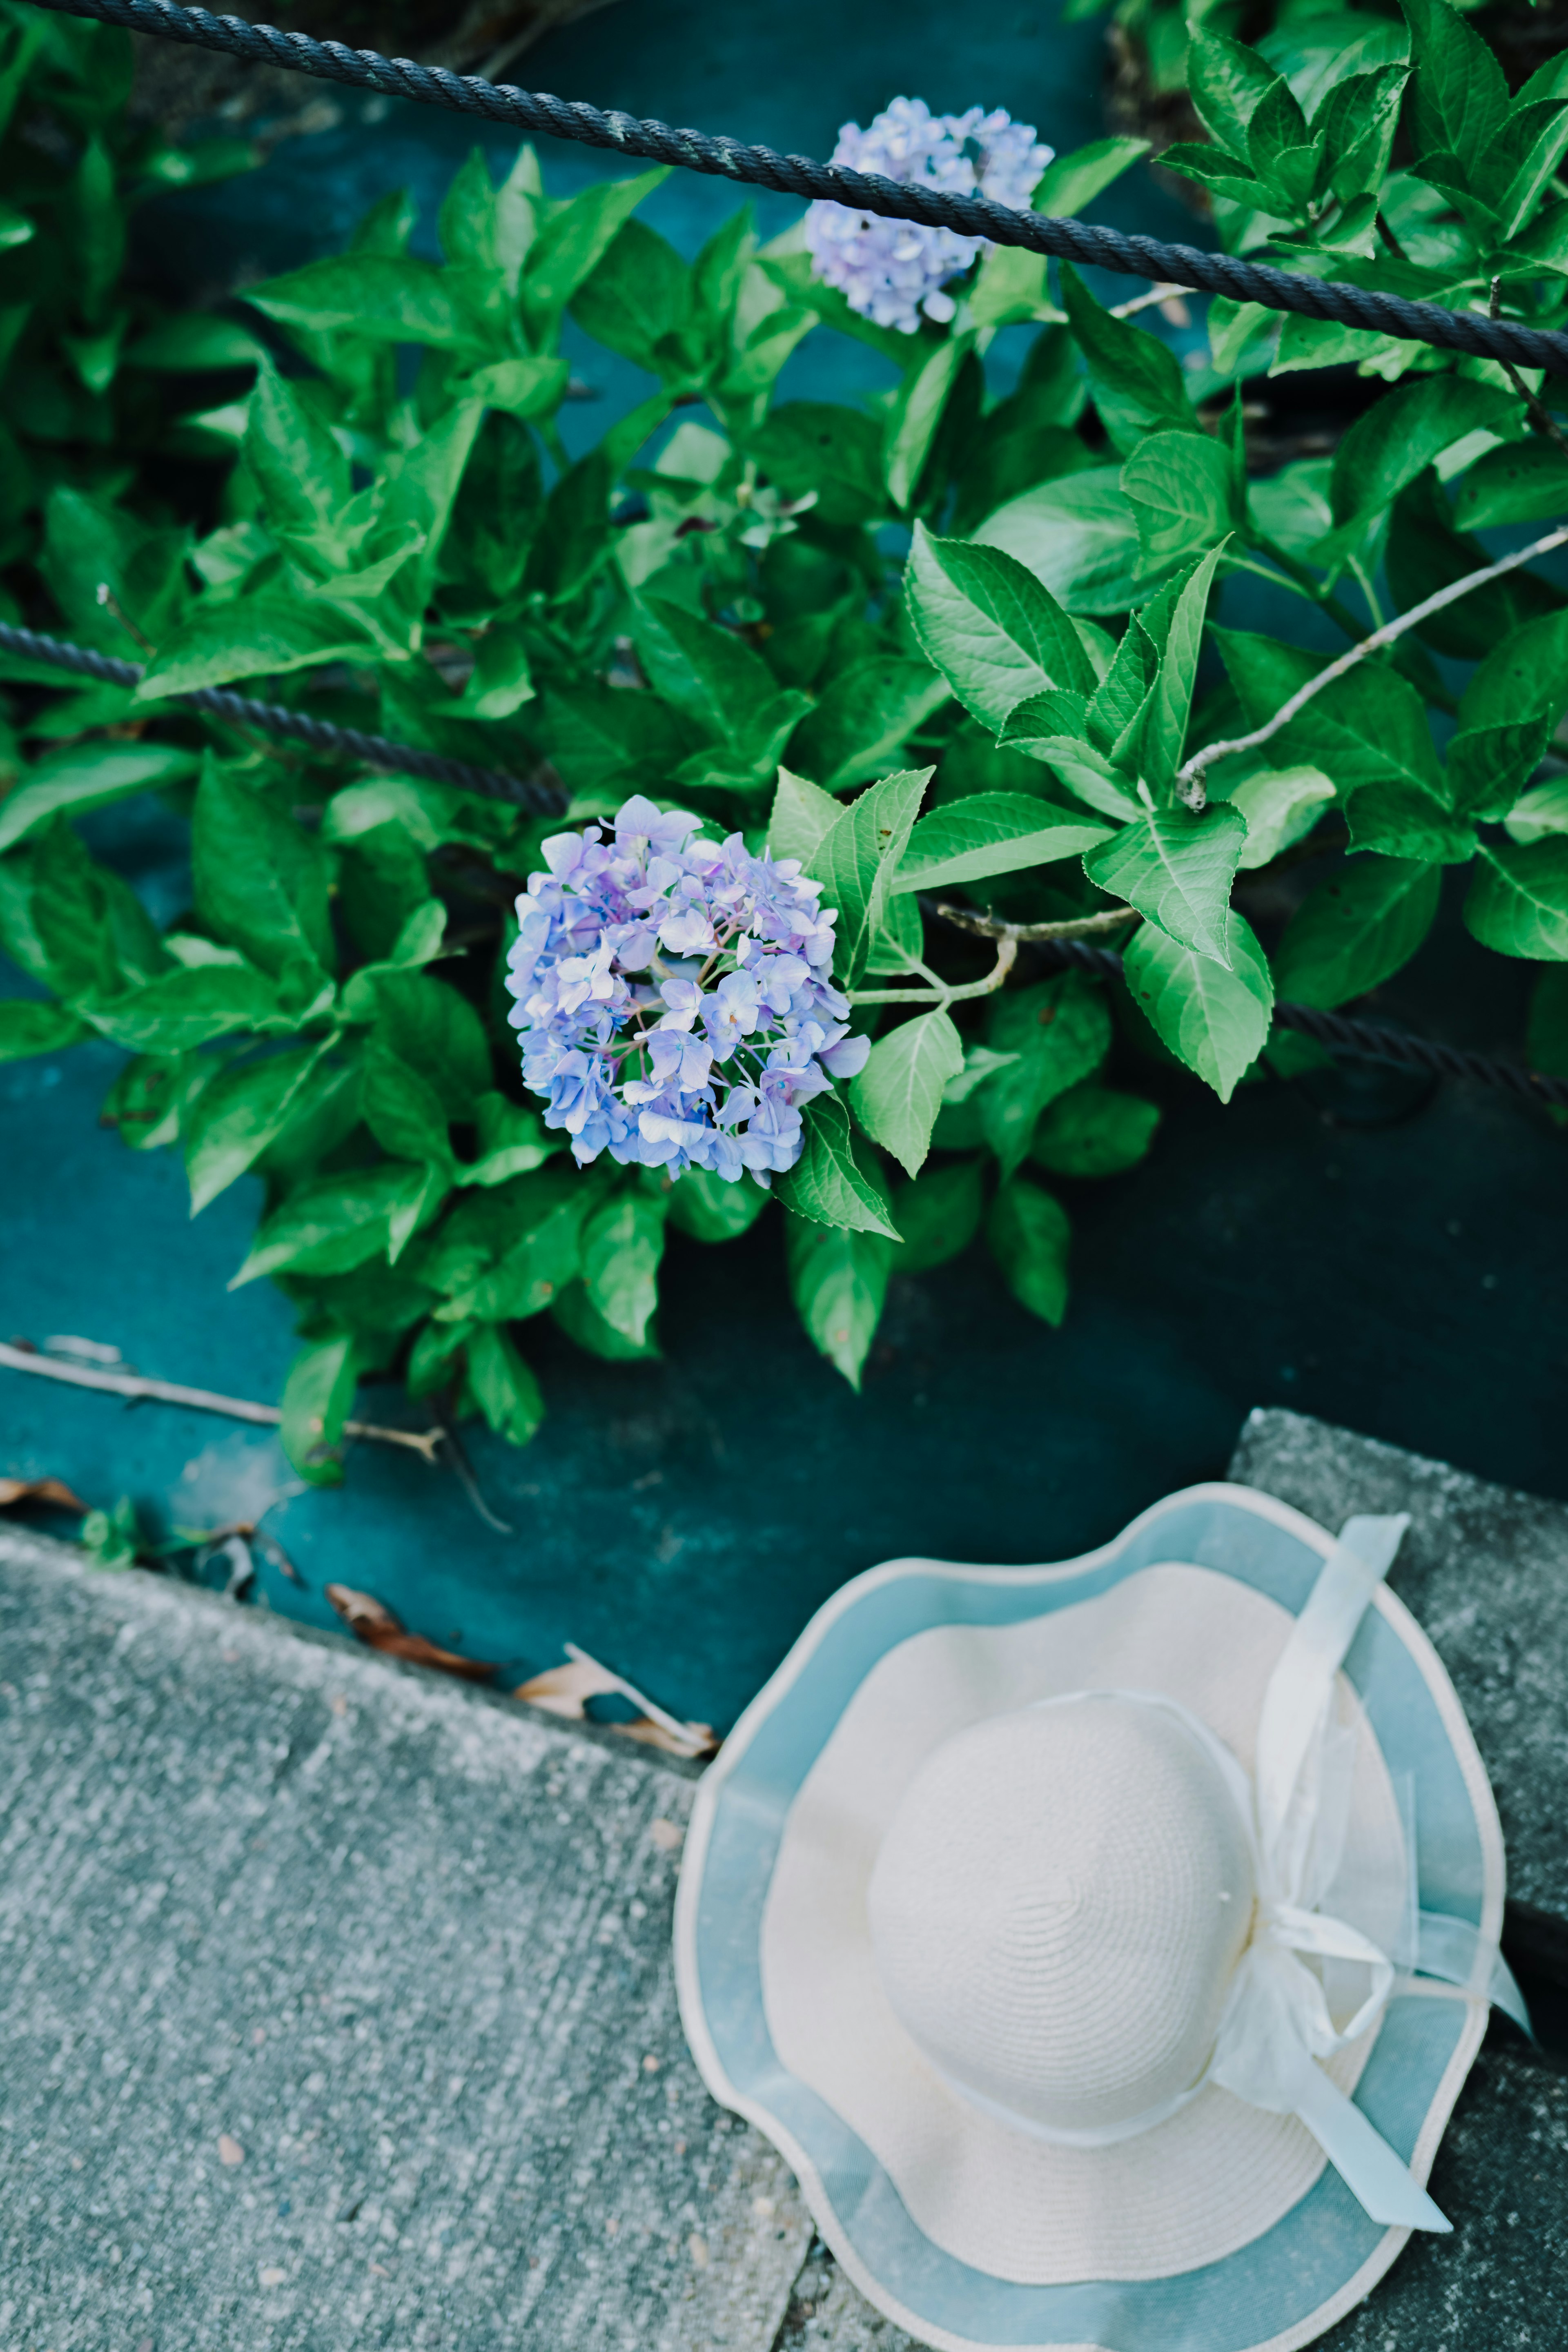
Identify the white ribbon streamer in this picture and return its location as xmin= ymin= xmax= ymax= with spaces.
xmin=1208 ymin=1515 xmax=1452 ymax=2232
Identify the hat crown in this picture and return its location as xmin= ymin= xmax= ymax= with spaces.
xmin=866 ymin=1694 xmax=1257 ymax=2136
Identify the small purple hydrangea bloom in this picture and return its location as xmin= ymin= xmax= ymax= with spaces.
xmin=804 ymin=98 xmax=1052 ymax=334
xmin=505 ymin=795 xmax=871 ymax=1181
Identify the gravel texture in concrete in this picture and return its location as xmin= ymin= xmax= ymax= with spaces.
xmin=0 ymin=1527 xmax=810 ymax=2351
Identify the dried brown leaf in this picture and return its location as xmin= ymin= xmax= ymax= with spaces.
xmin=512 ymin=1660 xmax=718 ymax=1757
xmin=324 ymin=1584 xmax=495 ymax=1684
xmin=0 ymin=1474 xmax=89 ymax=1513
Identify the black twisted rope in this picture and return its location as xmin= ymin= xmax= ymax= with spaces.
xmin=1029 ymin=935 xmax=1568 ymax=1108
xmin=0 ymin=621 xmax=566 ymax=813
xmin=5 ymin=618 xmax=1566 ymax=1106
xmin=29 ymin=0 xmax=1568 ymax=379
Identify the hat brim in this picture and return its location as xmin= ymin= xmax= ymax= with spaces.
xmin=674 ymin=1484 xmax=1501 ymax=2352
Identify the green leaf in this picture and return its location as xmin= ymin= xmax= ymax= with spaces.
xmin=1083 ymin=805 xmax=1246 ymax=964
xmin=1227 ymin=766 xmax=1337 ymax=868
xmin=247 ymin=255 xmax=497 ymax=347
xmin=192 ymin=762 xmax=334 ymax=978
xmin=522 ymin=168 xmax=668 ymax=314
xmin=787 ymin=659 xmax=950 ymax=795
xmin=1503 ymin=778 xmax=1568 ymax=844
xmin=183 ymin=1043 xmax=333 ymax=1214
xmin=551 ymin=1278 xmax=660 ymax=1360
xmin=461 ymin=1092 xmax=560 ymax=1186
xmin=1059 ymin=264 xmax=1196 ymax=457
xmin=987 ymin=1177 xmax=1071 ymax=1326
xmin=892 ymin=793 xmax=1111 ymax=893
xmin=775 ymin=1093 xmax=902 ymax=1238
xmin=1135 ymin=545 xmax=1229 ymax=786
xmin=1215 ymin=628 xmax=1443 ymax=800
xmin=1122 ymin=432 xmax=1235 ymax=572
xmin=885 ymin=334 xmax=973 ymax=510
xmin=82 ymin=961 xmax=285 ymax=1052
xmin=466 ymin=1324 xmax=545 ymax=1447
xmin=766 ymin=765 xmax=843 ymax=867
xmin=232 ymin=1164 xmax=430 ymax=1287
xmin=633 ymin=592 xmax=782 ymax=745
xmin=363 ymin=971 xmax=492 ymax=1118
xmin=784 ymin=1211 xmax=893 ymax=1389
xmin=0 ymin=996 xmax=92 ymax=1060
xmin=1123 ymin=913 xmax=1274 ymax=1100
xmin=904 ymin=523 xmax=1097 ymax=729
xmin=1401 ymin=0 xmax=1509 ymax=185
xmin=569 ymin=216 xmax=690 ymax=372
xmin=581 ymin=1187 xmax=666 ymax=1345
xmin=849 ymin=1007 xmax=964 ymax=1177
xmin=1273 ymin=855 xmax=1441 ymax=1005
xmin=749 ymin=401 xmax=887 ymax=527
xmin=361 ymin=1036 xmax=454 ymax=1172
xmin=135 ymin=594 xmax=372 ymax=699
xmin=1188 ymin=25 xmax=1283 ymax=154
xmin=1031 ymin=137 xmax=1150 ymax=217
xmin=1452 ymin=440 xmax=1568 ymax=530
xmin=804 ymin=768 xmax=930 ymax=987
xmin=1031 ymin=1082 xmax=1160 ymax=1177
xmin=981 ymin=973 xmax=1113 ymax=1176
xmin=525 ymin=447 xmax=613 ymax=604
xmin=1343 ymin=780 xmax=1476 ymax=863
xmin=1463 ymin=839 xmax=1568 ymax=959
xmin=42 ymin=485 xmax=191 ymax=652
xmin=998 ymin=690 xmax=1143 ymax=822
xmin=243 ymin=353 xmax=350 ymax=555
xmin=0 ymin=741 xmax=199 ymax=854
xmin=885 ymin=1157 xmax=984 ymax=1274
xmin=974 ymin=467 xmax=1144 ymax=617
xmin=1461 ymin=610 xmax=1568 ymax=737
xmin=666 ymin=1165 xmax=771 ymax=1242
xmin=279 ymin=1333 xmax=358 ymax=1487
xmin=1329 ymin=377 xmax=1518 ymax=528
xmin=420 ymin=1169 xmax=589 ymax=1321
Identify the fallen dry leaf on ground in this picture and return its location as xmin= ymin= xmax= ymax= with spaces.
xmin=514 ymin=1656 xmax=718 ymax=1759
xmin=325 ymin=1585 xmax=496 ymax=1683
xmin=0 ymin=1474 xmax=88 ymax=1513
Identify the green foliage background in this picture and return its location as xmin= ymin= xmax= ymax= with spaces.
xmin=1 ymin=0 xmax=1566 ymax=1481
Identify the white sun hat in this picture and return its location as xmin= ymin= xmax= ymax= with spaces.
xmin=674 ymin=1483 xmax=1527 ymax=2352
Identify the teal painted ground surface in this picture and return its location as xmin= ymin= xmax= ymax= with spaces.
xmin=3 ymin=4 xmax=1564 ymax=1728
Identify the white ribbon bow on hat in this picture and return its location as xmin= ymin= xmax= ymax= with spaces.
xmin=1207 ymin=1514 xmax=1483 ymax=2235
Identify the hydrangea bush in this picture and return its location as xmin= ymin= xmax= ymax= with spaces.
xmin=1 ymin=0 xmax=1566 ymax=1482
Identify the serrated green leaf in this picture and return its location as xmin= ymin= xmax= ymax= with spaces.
xmin=892 ymin=793 xmax=1111 ymax=893
xmin=82 ymin=961 xmax=286 ymax=1053
xmin=279 ymin=1333 xmax=358 ymax=1486
xmin=974 ymin=466 xmax=1145 ymax=617
xmin=183 ymin=1042 xmax=334 ymax=1214
xmin=981 ymin=972 xmax=1112 ymax=1175
xmin=784 ymin=1210 xmax=893 ymax=1389
xmin=1401 ymin=0 xmax=1509 ymax=185
xmin=1060 ymin=264 xmax=1198 ymax=457
xmin=466 ymin=1324 xmax=545 ymax=1447
xmin=804 ymin=768 xmax=929 ymax=987
xmin=0 ymin=997 xmax=93 ymax=1061
xmin=136 ymin=594 xmax=372 ymax=700
xmin=1461 ymin=610 xmax=1568 ymax=736
xmin=1226 ymin=766 xmax=1337 ymax=867
xmin=1122 ymin=432 xmax=1235 ymax=573
xmin=766 ymin=766 xmax=843 ymax=866
xmin=1452 ymin=440 xmax=1568 ymax=531
xmin=849 ymin=1007 xmax=964 ymax=1177
xmin=1031 ymin=1081 xmax=1160 ymax=1177
xmin=888 ymin=1157 xmax=985 ymax=1272
xmin=361 ymin=970 xmax=492 ymax=1117
xmin=232 ymin=1163 xmax=428 ymax=1287
xmin=1188 ymin=25 xmax=1282 ymax=154
xmin=247 ymin=255 xmax=496 ymax=347
xmin=1330 ymin=376 xmax=1519 ymax=528
xmin=0 ymin=741 xmax=199 ymax=854
xmin=581 ymin=1187 xmax=666 ymax=1345
xmin=361 ymin=1035 xmax=454 ymax=1173
xmin=192 ymin=762 xmax=334 ymax=979
xmin=1084 ymin=805 xmax=1246 ymax=963
xmin=666 ymin=1165 xmax=771 ymax=1242
xmin=1343 ymin=779 xmax=1476 ymax=863
xmin=775 ymin=1093 xmax=902 ymax=1238
xmin=987 ymin=1176 xmax=1071 ymax=1325
xmin=522 ymin=167 xmax=668 ymax=313
xmin=904 ymin=523 xmax=1097 ymax=730
xmin=1503 ymin=779 xmax=1568 ymax=844
xmin=886 ymin=333 xmax=973 ymax=510
xmin=788 ymin=658 xmax=951 ymax=795
xmin=1123 ymin=913 xmax=1274 ymax=1100
xmin=1463 ymin=839 xmax=1568 ymax=959
xmin=1273 ymin=855 xmax=1441 ymax=1005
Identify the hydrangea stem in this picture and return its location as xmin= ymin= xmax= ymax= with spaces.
xmin=848 ymin=936 xmax=1019 ymax=1005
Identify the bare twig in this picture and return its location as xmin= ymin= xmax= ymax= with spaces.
xmin=1176 ymin=519 xmax=1568 ymax=806
xmin=926 ymin=901 xmax=1141 ymax=945
xmin=433 ymin=1407 xmax=515 ymax=1536
xmin=1489 ymin=276 xmax=1568 ymax=454
xmin=848 ymin=935 xmax=1018 ymax=1007
xmin=0 ymin=1339 xmax=443 ymax=1462
xmin=1111 ymin=281 xmax=1191 ymax=323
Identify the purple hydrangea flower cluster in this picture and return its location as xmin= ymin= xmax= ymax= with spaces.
xmin=804 ymin=98 xmax=1052 ymax=334
xmin=506 ymin=795 xmax=871 ymax=1182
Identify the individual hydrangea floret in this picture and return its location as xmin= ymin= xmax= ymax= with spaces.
xmin=804 ymin=97 xmax=1052 ymax=334
xmin=505 ymin=795 xmax=871 ymax=1183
